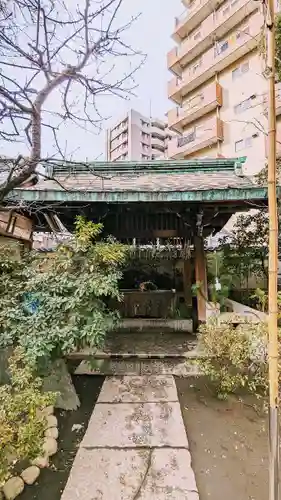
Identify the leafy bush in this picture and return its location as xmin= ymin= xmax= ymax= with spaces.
xmin=197 ymin=319 xmax=269 ymax=400
xmin=0 ymin=217 xmax=127 ymax=366
xmin=251 ymin=288 xmax=281 ymax=321
xmin=0 ymin=348 xmax=56 ymax=486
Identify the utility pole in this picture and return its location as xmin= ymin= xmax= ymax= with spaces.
xmin=266 ymin=0 xmax=279 ymax=497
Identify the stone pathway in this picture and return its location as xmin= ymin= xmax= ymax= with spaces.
xmin=61 ymin=375 xmax=199 ymax=500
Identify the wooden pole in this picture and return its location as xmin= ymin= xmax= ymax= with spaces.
xmin=266 ymin=0 xmax=279 ymax=497
xmin=194 ymin=235 xmax=208 ymax=323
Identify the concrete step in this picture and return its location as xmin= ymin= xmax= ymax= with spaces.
xmin=69 ymin=331 xmax=197 ymax=359
xmin=71 ymin=332 xmax=200 ymax=376
xmin=117 ymin=318 xmax=193 ymax=333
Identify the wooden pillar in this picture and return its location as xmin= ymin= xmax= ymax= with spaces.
xmin=194 ymin=235 xmax=208 ymax=323
xmin=183 ymin=259 xmax=192 ymax=307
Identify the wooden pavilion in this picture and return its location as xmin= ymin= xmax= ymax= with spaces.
xmin=8 ymin=157 xmax=269 ymax=326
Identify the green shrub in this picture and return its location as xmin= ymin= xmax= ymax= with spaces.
xmin=0 ymin=348 xmax=56 ymax=486
xmin=0 ymin=217 xmax=127 ymax=366
xmin=197 ymin=319 xmax=269 ymax=400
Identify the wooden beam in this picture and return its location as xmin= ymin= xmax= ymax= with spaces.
xmin=194 ymin=236 xmax=208 ymax=323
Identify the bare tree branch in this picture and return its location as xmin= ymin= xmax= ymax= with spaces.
xmin=0 ymin=0 xmax=145 ymax=201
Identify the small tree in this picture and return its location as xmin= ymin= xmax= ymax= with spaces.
xmin=220 ymin=211 xmax=269 ymax=288
xmin=0 ymin=217 xmax=127 ymax=366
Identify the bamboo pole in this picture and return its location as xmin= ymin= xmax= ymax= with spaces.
xmin=266 ymin=0 xmax=279 ymax=497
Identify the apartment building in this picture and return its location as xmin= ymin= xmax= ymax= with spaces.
xmin=167 ymin=0 xmax=281 ymax=175
xmin=106 ymin=109 xmax=172 ymax=161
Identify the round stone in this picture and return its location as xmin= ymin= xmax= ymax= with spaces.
xmin=21 ymin=466 xmax=40 ymax=485
xmin=3 ymin=477 xmax=24 ymax=500
xmin=46 ymin=415 xmax=58 ymax=428
xmin=31 ymin=455 xmax=49 ymax=468
xmin=43 ymin=437 xmax=58 ymax=457
xmin=41 ymin=406 xmax=54 ymax=417
xmin=45 ymin=427 xmax=58 ymax=439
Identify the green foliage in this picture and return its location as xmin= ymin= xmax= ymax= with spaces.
xmin=191 ymin=279 xmax=229 ymax=308
xmin=208 ymin=283 xmax=229 ymax=307
xmin=197 ymin=320 xmax=269 ymax=400
xmin=251 ymin=287 xmax=281 ymax=319
xmin=0 ymin=348 xmax=56 ymax=486
xmin=220 ymin=211 xmax=269 ymax=287
xmin=251 ymin=288 xmax=268 ymax=313
xmin=0 ymin=218 xmax=127 ymax=365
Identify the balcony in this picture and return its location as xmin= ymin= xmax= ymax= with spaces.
xmin=110 ymin=120 xmax=128 ymax=140
xmin=173 ymin=0 xmax=225 ymax=43
xmin=168 ymin=82 xmax=222 ymax=132
xmin=168 ymin=14 xmax=262 ymax=104
xmin=168 ymin=0 xmax=259 ymax=76
xmin=150 ymin=119 xmax=166 ymax=130
xmin=168 ymin=117 xmax=223 ymax=159
xmin=151 ymin=137 xmax=166 ymax=151
xmin=150 ymin=127 xmax=166 ymax=139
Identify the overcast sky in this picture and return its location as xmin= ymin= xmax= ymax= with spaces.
xmin=80 ymin=0 xmax=183 ymax=160
xmin=108 ymin=0 xmax=182 ymax=121
xmin=0 ymin=0 xmax=183 ymax=161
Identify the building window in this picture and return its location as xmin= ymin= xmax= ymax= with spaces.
xmin=234 ymin=96 xmax=254 ymax=114
xmin=215 ymin=39 xmax=228 ymax=57
xmin=142 ymin=154 xmax=149 ymax=160
xmin=142 ymin=132 xmax=149 ymax=140
xmin=192 ymin=27 xmax=201 ymax=41
xmin=232 ymin=61 xmax=249 ymax=80
xmin=222 ymin=5 xmax=230 ymax=16
xmin=236 ymin=25 xmax=249 ymax=41
xmin=192 ymin=58 xmax=202 ymax=74
xmin=235 ymin=136 xmax=253 ymax=152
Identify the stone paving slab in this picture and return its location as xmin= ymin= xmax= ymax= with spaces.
xmin=61 ymin=447 xmax=199 ymax=500
xmin=140 ymin=359 xmax=199 ymax=376
xmin=74 ymin=359 xmax=198 ymax=376
xmin=75 ymin=359 xmax=141 ymax=376
xmin=81 ymin=401 xmax=189 ymax=448
xmin=97 ymin=375 xmax=178 ymax=403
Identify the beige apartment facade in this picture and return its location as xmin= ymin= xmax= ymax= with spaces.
xmin=167 ymin=0 xmax=281 ymax=175
xmin=106 ymin=109 xmax=172 ymax=162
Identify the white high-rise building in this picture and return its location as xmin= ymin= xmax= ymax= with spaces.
xmin=105 ymin=109 xmax=172 ymax=161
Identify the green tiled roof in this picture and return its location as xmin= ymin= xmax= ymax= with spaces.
xmin=11 ymin=158 xmax=269 ymax=203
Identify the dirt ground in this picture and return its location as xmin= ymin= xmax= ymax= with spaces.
xmin=176 ymin=377 xmax=274 ymax=500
